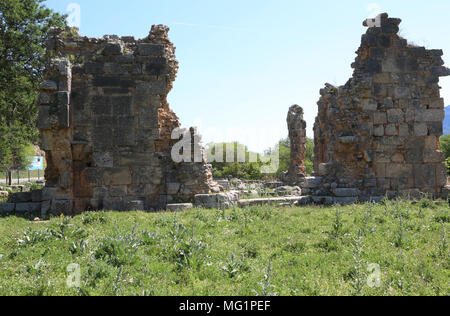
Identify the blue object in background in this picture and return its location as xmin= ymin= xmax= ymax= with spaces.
xmin=27 ymin=156 xmax=44 ymax=171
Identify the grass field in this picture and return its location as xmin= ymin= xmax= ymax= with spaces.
xmin=0 ymin=199 xmax=448 ymax=296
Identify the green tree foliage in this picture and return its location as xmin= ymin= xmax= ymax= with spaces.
xmin=0 ymin=0 xmax=66 ymax=174
xmin=206 ymin=142 xmax=263 ymax=180
xmin=440 ymin=135 xmax=450 ymax=175
xmin=207 ymin=138 xmax=315 ymax=180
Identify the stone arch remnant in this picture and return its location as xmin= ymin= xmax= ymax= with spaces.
xmin=311 ymin=13 xmax=450 ymax=200
xmin=37 ymin=25 xmax=218 ymax=214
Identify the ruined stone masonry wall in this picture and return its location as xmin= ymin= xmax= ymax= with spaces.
xmin=35 ymin=25 xmax=216 ymax=214
xmin=285 ymin=105 xmax=307 ymax=185
xmin=313 ymin=14 xmax=450 ymax=199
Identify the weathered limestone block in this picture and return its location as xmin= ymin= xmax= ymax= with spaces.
xmin=50 ymin=200 xmax=71 ymax=216
xmin=313 ymin=13 xmax=449 ymax=198
xmin=31 ymin=190 xmax=43 ymax=202
xmin=126 ymin=200 xmax=145 ymax=211
xmin=166 ymin=203 xmax=193 ymax=212
xmin=0 ymin=203 xmax=15 ymax=213
xmin=9 ymin=192 xmax=32 ymax=203
xmin=41 ymin=200 xmax=51 ymax=217
xmin=194 ymin=191 xmax=239 ymax=209
xmin=333 ymin=188 xmax=361 ymax=197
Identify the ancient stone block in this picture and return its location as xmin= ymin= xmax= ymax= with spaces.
xmin=167 ymin=183 xmax=181 ymax=195
xmin=399 ymin=124 xmax=410 ymax=137
xmin=85 ymin=62 xmax=103 ymax=74
xmin=85 ymin=168 xmax=103 ymax=187
xmin=436 ymin=164 xmax=448 ymax=187
xmin=387 ymin=164 xmax=413 ymax=178
xmin=333 ymin=188 xmax=360 ymax=197
xmin=40 ymin=80 xmax=58 ymax=91
xmin=385 ymin=124 xmax=398 ymax=136
xmin=166 ymin=203 xmax=193 ymax=212
xmin=49 ymin=200 xmax=71 ymax=215
xmin=414 ymin=123 xmax=428 ymax=136
xmin=362 ymin=99 xmax=378 ymax=111
xmin=31 ymin=190 xmax=43 ymax=202
xmin=114 ymin=124 xmax=135 ymax=146
xmin=38 ymin=92 xmax=52 ymax=105
xmin=138 ymin=43 xmax=165 ymax=56
xmin=93 ymin=127 xmax=113 ymax=149
xmin=104 ymin=168 xmax=132 ymax=186
xmin=58 ymin=104 xmax=70 ymax=128
xmin=0 ymin=203 xmax=15 ymax=213
xmin=111 ymin=96 xmax=133 ymax=116
xmin=394 ymin=87 xmax=411 ymax=99
xmin=41 ymin=200 xmax=51 ymax=217
xmin=94 ymin=152 xmax=114 ymax=168
xmin=10 ymin=192 xmax=32 ymax=203
xmin=430 ymin=98 xmax=444 ymax=109
xmin=428 ymin=122 xmax=443 ymax=136
xmin=42 ymin=187 xmax=58 ymax=201
xmin=126 ymin=200 xmax=145 ymax=211
xmin=110 ymin=186 xmax=128 ymax=197
xmin=136 ymin=80 xmax=166 ymax=95
xmin=414 ymin=165 xmax=436 ymax=187
xmin=415 ymin=109 xmax=445 ymax=122
xmin=103 ymin=198 xmax=124 ymax=211
xmin=424 ymin=137 xmax=439 ymax=150
xmin=423 ymin=150 xmax=445 ymax=163
xmin=387 ymin=109 xmax=404 ymax=123
xmin=406 ymin=149 xmax=423 ymax=163
xmin=103 ymin=42 xmax=123 ymax=55
xmin=374 ymin=112 xmax=387 ymax=124
xmin=15 ymin=203 xmax=41 ymax=213
xmin=37 ymin=106 xmax=51 ymax=130
xmin=104 ymin=63 xmax=128 ymax=75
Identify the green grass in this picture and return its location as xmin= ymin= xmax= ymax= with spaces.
xmin=0 ymin=199 xmax=448 ymax=296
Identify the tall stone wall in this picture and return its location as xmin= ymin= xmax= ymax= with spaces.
xmin=37 ymin=26 xmax=216 ymax=214
xmin=313 ymin=14 xmax=450 ymax=198
xmin=285 ymin=105 xmax=307 ymax=185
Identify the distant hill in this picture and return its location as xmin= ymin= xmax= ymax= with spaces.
xmin=445 ymin=106 xmax=450 ymax=135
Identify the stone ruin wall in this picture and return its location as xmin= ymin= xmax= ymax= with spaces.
xmin=312 ymin=14 xmax=450 ymax=199
xmin=284 ymin=105 xmax=307 ymax=185
xmin=37 ymin=25 xmax=217 ymax=214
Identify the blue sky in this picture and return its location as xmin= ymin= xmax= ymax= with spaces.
xmin=45 ymin=0 xmax=450 ymax=153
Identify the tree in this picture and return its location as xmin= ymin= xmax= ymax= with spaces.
xmin=206 ymin=142 xmax=263 ymax=180
xmin=0 ymin=0 xmax=66 ymax=183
